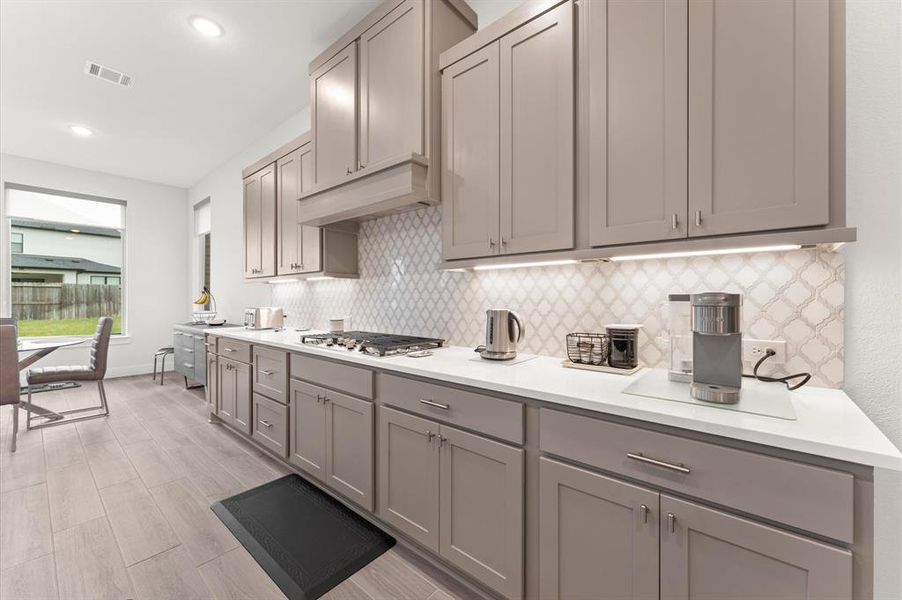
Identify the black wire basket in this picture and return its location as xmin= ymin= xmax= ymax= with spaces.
xmin=566 ymin=332 xmax=610 ymax=366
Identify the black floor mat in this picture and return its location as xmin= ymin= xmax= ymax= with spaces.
xmin=211 ymin=474 xmax=394 ymax=600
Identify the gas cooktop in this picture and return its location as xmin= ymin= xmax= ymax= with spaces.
xmin=299 ymin=331 xmax=445 ymax=357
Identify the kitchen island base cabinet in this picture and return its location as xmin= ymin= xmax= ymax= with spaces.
xmin=217 ymin=358 xmax=251 ymax=435
xmin=539 ymin=457 xmax=659 ymax=600
xmin=660 ymin=495 xmax=852 ymax=600
xmin=289 ymin=380 xmax=374 ymax=510
xmin=377 ymin=406 xmax=524 ymax=599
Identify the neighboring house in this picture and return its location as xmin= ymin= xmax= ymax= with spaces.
xmin=10 ymin=219 xmax=121 ymax=284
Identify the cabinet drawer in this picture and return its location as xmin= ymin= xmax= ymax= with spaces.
xmin=173 ymin=330 xmax=195 ymax=351
xmin=253 ymin=346 xmax=288 ymax=404
xmin=173 ymin=346 xmax=194 ymax=378
xmin=539 ymin=408 xmax=853 ymax=543
xmin=290 ymin=354 xmax=373 ymax=399
xmin=252 ymin=393 xmax=288 ymax=458
xmin=217 ymin=338 xmax=251 ymax=363
xmin=381 ymin=374 xmax=523 ymax=445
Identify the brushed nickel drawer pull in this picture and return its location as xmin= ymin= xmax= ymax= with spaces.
xmin=183 ymin=363 xmax=193 ymax=368
xmin=224 ymin=347 xmax=236 ymax=353
xmin=627 ymin=452 xmax=690 ymax=474
xmin=260 ymin=369 xmax=274 ymax=376
xmin=695 ymin=210 xmax=702 ymax=227
xmin=640 ymin=504 xmax=649 ymax=524
xmin=671 ymin=214 xmax=679 ymax=230
xmin=668 ymin=512 xmax=676 ymax=533
xmin=260 ymin=419 xmax=273 ymax=428
xmin=419 ymin=398 xmax=449 ymax=410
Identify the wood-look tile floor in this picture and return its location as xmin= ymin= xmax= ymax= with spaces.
xmin=0 ymin=374 xmax=473 ymax=600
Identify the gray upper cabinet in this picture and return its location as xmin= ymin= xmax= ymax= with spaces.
xmin=688 ymin=0 xmax=830 ymax=237
xmin=539 ymin=457 xmax=659 ymax=600
xmin=439 ymin=424 xmax=523 ymax=599
xmin=499 ymin=0 xmax=574 ymax=255
xmin=586 ymin=0 xmax=689 ymax=246
xmin=378 ymin=406 xmax=440 ymax=551
xmin=312 ymin=42 xmax=359 ymax=187
xmin=440 ymin=0 xmax=574 ymax=260
xmin=358 ymin=0 xmax=423 ymax=169
xmin=243 ymin=163 xmax=276 ymax=278
xmin=441 ymin=42 xmax=501 ymax=260
xmin=277 ymin=144 xmax=322 ymax=275
xmin=660 ymin=495 xmax=852 ymax=600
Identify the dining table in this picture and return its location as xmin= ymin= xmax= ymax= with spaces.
xmin=16 ymin=336 xmax=90 ymax=419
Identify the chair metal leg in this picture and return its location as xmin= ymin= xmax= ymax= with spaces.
xmin=184 ymin=375 xmax=189 ymax=389
xmin=26 ymin=385 xmax=33 ymax=431
xmin=160 ymin=353 xmax=167 ymax=386
xmin=10 ymin=404 xmax=18 ymax=453
xmin=97 ymin=380 xmax=109 ymax=416
xmin=153 ymin=355 xmax=158 ymax=381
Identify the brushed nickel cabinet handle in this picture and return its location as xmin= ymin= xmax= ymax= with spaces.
xmin=260 ymin=369 xmax=274 ymax=376
xmin=627 ymin=452 xmax=690 ymax=474
xmin=419 ymin=398 xmax=449 ymax=410
xmin=489 ymin=237 xmax=496 ymax=248
xmin=695 ymin=210 xmax=702 ymax=227
xmin=260 ymin=419 xmax=273 ymax=428
xmin=224 ymin=347 xmax=236 ymax=352
xmin=672 ymin=214 xmax=679 ymax=230
xmin=316 ymin=394 xmax=323 ymax=404
xmin=640 ymin=504 xmax=649 ymax=524
xmin=426 ymin=430 xmax=435 ymax=442
xmin=358 ymin=161 xmax=366 ymax=170
xmin=346 ymin=167 xmax=353 ymax=175
xmin=668 ymin=512 xmax=676 ymax=534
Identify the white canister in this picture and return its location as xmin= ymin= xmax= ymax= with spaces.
xmin=329 ymin=317 xmax=345 ymax=333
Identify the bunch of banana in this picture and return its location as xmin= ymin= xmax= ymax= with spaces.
xmin=192 ymin=289 xmax=210 ymax=305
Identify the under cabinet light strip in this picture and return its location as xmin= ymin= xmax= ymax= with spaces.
xmin=607 ymin=244 xmax=801 ymax=262
xmin=472 ymin=259 xmax=579 ymax=271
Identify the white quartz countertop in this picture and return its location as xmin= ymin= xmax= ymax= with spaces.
xmin=210 ymin=327 xmax=902 ymax=470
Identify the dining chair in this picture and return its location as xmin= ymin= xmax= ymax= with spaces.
xmin=0 ymin=324 xmax=21 ymax=451
xmin=25 ymin=316 xmax=112 ymax=430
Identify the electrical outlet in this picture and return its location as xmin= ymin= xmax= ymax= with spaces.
xmin=742 ymin=339 xmax=786 ymax=365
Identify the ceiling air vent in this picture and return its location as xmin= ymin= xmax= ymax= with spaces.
xmin=84 ymin=60 xmax=134 ymax=88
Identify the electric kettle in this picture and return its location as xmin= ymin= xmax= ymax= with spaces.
xmin=476 ymin=309 xmax=525 ymax=360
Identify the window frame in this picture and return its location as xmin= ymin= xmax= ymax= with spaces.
xmin=2 ymin=183 xmax=128 ymax=339
xmin=10 ymin=231 xmax=23 ymax=254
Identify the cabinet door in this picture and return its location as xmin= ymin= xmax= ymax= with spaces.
xmin=216 ymin=359 xmax=236 ymax=424
xmin=377 ymin=406 xmax=440 ymax=551
xmin=243 ymin=173 xmax=261 ymax=278
xmin=205 ymin=352 xmax=217 ymax=407
xmin=441 ymin=42 xmax=501 ymax=260
xmin=233 ymin=360 xmax=252 ymax=435
xmin=438 ymin=424 xmax=524 ymax=599
xmin=660 ymin=495 xmax=851 ymax=600
xmin=312 ymin=42 xmax=358 ymax=187
xmin=499 ymin=1 xmax=574 ymax=255
xmin=288 ymin=380 xmax=326 ymax=480
xmin=688 ymin=0 xmax=830 ymax=236
xmin=277 ymin=145 xmax=322 ymax=275
xmin=587 ymin=0 xmax=688 ymax=246
xmin=325 ymin=391 xmax=374 ymax=511
xmin=358 ymin=0 xmax=423 ymax=168
xmin=539 ymin=457 xmax=659 ymax=600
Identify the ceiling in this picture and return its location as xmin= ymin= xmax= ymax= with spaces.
xmin=0 ymin=0 xmax=524 ymax=189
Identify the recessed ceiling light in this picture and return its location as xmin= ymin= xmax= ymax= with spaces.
xmin=189 ymin=16 xmax=223 ymax=37
xmin=69 ymin=125 xmax=94 ymax=137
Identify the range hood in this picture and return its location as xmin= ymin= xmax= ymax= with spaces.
xmin=297 ymin=154 xmax=432 ymax=226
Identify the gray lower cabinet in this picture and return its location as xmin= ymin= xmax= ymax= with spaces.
xmin=289 ymin=379 xmax=374 ymax=510
xmin=377 ymin=406 xmax=524 ymax=599
xmin=539 ymin=456 xmax=659 ymax=600
xmin=217 ymin=357 xmax=251 ymax=435
xmin=378 ymin=407 xmax=441 ymax=550
xmin=660 ymin=495 xmax=852 ymax=600
xmin=252 ymin=393 xmax=289 ymax=458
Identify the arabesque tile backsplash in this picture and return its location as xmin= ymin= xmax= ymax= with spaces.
xmin=273 ymin=206 xmax=844 ymax=387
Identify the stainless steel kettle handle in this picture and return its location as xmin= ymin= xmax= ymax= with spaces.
xmin=509 ymin=311 xmax=525 ymax=343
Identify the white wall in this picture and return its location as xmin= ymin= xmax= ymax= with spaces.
xmin=844 ymin=1 xmax=902 ymax=598
xmin=0 ymin=153 xmax=189 ymax=376
xmin=186 ymin=108 xmax=310 ymax=324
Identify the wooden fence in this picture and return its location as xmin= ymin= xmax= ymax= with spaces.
xmin=11 ymin=283 xmax=121 ymax=320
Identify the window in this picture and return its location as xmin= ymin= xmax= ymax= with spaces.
xmin=5 ymin=186 xmax=125 ymax=337
xmin=194 ymin=199 xmax=211 ymax=309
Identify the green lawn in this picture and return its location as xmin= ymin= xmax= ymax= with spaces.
xmin=16 ymin=316 xmax=122 ymax=337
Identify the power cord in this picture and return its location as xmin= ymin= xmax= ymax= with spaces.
xmin=742 ymin=348 xmax=812 ymax=391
